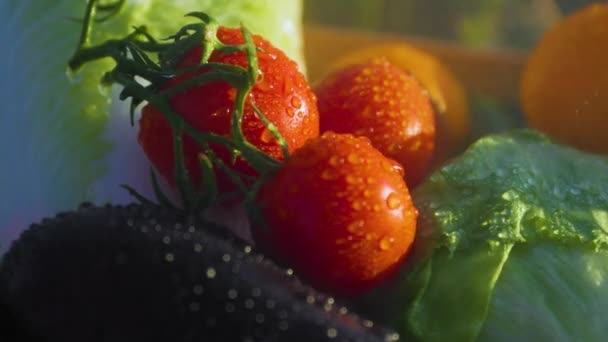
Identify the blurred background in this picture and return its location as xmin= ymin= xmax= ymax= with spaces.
xmin=303 ymin=0 xmax=606 ymax=139
xmin=304 ymin=0 xmax=600 ymax=50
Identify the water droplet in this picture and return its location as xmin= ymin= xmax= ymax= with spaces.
xmin=321 ymin=168 xmax=339 ymax=180
xmin=291 ymin=96 xmax=302 ymax=109
xmin=306 ymin=295 xmax=315 ymax=304
xmin=386 ymin=332 xmax=401 ymax=341
xmin=222 ymin=254 xmax=232 ymax=262
xmin=244 ymin=246 xmax=252 ymax=254
xmin=206 ymin=267 xmax=216 ymax=279
xmin=329 ymin=155 xmax=341 ymax=167
xmin=362 ymin=319 xmax=374 ymax=328
xmin=244 ymin=299 xmax=255 ymax=309
xmin=352 ymin=201 xmax=363 ymax=211
xmin=255 ymin=313 xmax=265 ymax=324
xmin=346 ymin=175 xmax=357 ymax=184
xmin=194 ymin=243 xmax=203 ymax=252
xmin=327 ymin=328 xmax=338 ymax=338
xmin=65 ymin=67 xmax=83 ymax=84
xmin=193 ymin=285 xmax=204 ymax=295
xmin=286 ymin=268 xmax=294 ymax=276
xmin=98 ymin=83 xmax=111 ymax=97
xmin=381 ymin=160 xmax=394 ymax=172
xmin=260 ymin=128 xmax=274 ymax=143
xmin=379 ymin=237 xmax=395 ymax=251
xmin=347 ymin=220 xmax=364 ymax=233
xmin=162 ymin=236 xmax=171 ymax=244
xmin=386 ymin=193 xmax=402 ymax=209
xmin=228 ymin=289 xmax=238 ymax=299
xmin=347 ymin=153 xmax=360 ymax=164
xmin=165 ymin=253 xmax=175 ymax=262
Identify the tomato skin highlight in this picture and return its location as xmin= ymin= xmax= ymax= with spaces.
xmin=256 ymin=132 xmax=417 ymax=297
xmin=138 ymin=27 xmax=319 ymax=193
xmin=315 ymin=57 xmax=436 ymax=186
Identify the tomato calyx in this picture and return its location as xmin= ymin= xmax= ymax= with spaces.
xmin=68 ymin=0 xmax=288 ymax=214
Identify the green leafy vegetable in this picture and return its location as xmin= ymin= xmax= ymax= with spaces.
xmin=0 ymin=1 xmax=130 ymax=253
xmin=362 ymin=130 xmax=608 ymax=341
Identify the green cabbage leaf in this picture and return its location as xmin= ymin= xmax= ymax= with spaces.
xmin=366 ymin=130 xmax=608 ymax=341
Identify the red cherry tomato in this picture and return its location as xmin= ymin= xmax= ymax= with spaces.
xmin=315 ymin=57 xmax=436 ymax=186
xmin=138 ymin=27 xmax=319 ymax=193
xmin=256 ymin=132 xmax=417 ymax=297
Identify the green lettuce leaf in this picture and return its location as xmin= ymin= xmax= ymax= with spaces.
xmin=368 ymin=130 xmax=608 ymax=341
xmin=0 ymin=0 xmax=303 ymax=254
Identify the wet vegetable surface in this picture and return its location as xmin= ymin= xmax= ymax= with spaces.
xmin=0 ymin=203 xmax=399 ymax=342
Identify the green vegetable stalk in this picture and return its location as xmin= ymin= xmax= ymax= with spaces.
xmin=0 ymin=0 xmax=304 ymax=255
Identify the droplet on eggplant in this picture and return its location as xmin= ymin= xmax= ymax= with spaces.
xmin=0 ymin=204 xmax=399 ymax=342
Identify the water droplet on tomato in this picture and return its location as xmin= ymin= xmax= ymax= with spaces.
xmin=329 ymin=155 xmax=341 ymax=167
xmin=291 ymin=96 xmax=302 ymax=109
xmin=347 ymin=220 xmax=364 ymax=233
xmin=347 ymin=153 xmax=360 ymax=164
xmin=381 ymin=160 xmax=394 ymax=172
xmin=352 ymin=201 xmax=363 ymax=211
xmin=387 ymin=143 xmax=402 ymax=153
xmin=321 ymin=168 xmax=339 ymax=180
xmin=260 ymin=128 xmax=274 ymax=143
xmin=386 ymin=193 xmax=402 ymax=209
xmin=379 ymin=236 xmax=395 ymax=251
xmin=286 ymin=107 xmax=296 ymax=118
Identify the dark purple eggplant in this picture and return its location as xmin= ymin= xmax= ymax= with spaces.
xmin=0 ymin=203 xmax=400 ymax=342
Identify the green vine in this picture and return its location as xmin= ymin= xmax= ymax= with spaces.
xmin=68 ymin=0 xmax=288 ymax=213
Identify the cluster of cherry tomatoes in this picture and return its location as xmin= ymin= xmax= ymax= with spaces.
xmin=138 ymin=26 xmax=455 ymax=297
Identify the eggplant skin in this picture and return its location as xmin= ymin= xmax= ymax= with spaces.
xmin=0 ymin=203 xmax=399 ymax=342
